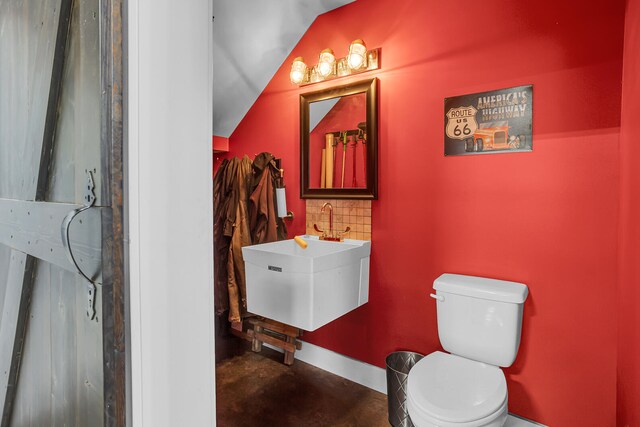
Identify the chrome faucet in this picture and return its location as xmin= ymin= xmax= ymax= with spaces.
xmin=313 ymin=202 xmax=350 ymax=242
xmin=321 ymin=202 xmax=333 ymax=237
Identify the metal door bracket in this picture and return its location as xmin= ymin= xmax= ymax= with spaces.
xmin=87 ymin=282 xmax=97 ymax=320
xmin=61 ymin=170 xmax=99 ymax=319
xmin=83 ymin=168 xmax=97 ymax=206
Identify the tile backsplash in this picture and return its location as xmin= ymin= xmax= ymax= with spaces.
xmin=305 ymin=199 xmax=372 ymax=241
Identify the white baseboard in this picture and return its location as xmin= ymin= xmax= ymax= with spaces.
xmin=265 ymin=341 xmax=545 ymax=427
xmin=506 ymin=414 xmax=547 ymax=427
xmin=293 ymin=341 xmax=387 ymax=394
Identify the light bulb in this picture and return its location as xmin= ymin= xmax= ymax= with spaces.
xmin=318 ymin=48 xmax=335 ymax=77
xmin=347 ymin=39 xmax=367 ymax=70
xmin=290 ymin=57 xmax=307 ymax=84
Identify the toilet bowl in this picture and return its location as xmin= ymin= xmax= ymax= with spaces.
xmin=406 ymin=274 xmax=528 ymax=427
xmin=407 ymin=352 xmax=508 ymax=427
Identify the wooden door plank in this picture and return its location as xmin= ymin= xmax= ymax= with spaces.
xmin=0 ymin=198 xmax=103 ymax=278
xmin=50 ymin=265 xmax=78 ymax=427
xmin=48 ymin=0 xmax=103 ymax=207
xmin=44 ymin=0 xmax=110 ymax=424
xmin=75 ymin=271 xmax=103 ymax=425
xmin=0 ymin=250 xmax=35 ymax=426
xmin=0 ymin=0 xmax=60 ymax=200
xmin=36 ymin=0 xmax=74 ymax=201
xmin=8 ymin=261 xmax=53 ymax=426
xmin=100 ymin=0 xmax=126 ymax=425
xmin=0 ymin=0 xmax=74 ymax=424
xmin=0 ymin=245 xmax=12 ymax=317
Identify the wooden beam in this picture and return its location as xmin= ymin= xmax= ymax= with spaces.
xmin=100 ymin=0 xmax=127 ymax=425
xmin=0 ymin=199 xmax=103 ymax=278
xmin=254 ymin=331 xmax=297 ymax=354
xmin=1 ymin=0 xmax=74 ymax=424
xmin=35 ymin=0 xmax=74 ymax=202
xmin=0 ymin=251 xmax=36 ymax=426
xmin=247 ymin=318 xmax=300 ymax=337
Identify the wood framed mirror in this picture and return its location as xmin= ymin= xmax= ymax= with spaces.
xmin=300 ymin=78 xmax=377 ymax=199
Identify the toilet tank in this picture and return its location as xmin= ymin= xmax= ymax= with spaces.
xmin=433 ymin=274 xmax=528 ymax=367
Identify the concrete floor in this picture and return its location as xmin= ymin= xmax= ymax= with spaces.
xmin=215 ymin=344 xmax=389 ymax=427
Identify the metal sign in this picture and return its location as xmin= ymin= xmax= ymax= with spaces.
xmin=445 ymin=85 xmax=533 ymax=156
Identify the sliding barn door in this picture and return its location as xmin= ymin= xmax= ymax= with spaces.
xmin=0 ymin=0 xmax=125 ymax=425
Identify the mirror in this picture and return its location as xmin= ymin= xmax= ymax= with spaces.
xmin=300 ymin=78 xmax=377 ymax=199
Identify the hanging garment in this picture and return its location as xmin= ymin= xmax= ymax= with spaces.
xmin=226 ymin=155 xmax=253 ymax=323
xmin=249 ymin=152 xmax=287 ymax=244
xmin=213 ymin=158 xmax=231 ymax=315
xmin=213 ymin=153 xmax=287 ymax=323
xmin=213 ymin=155 xmax=253 ymax=321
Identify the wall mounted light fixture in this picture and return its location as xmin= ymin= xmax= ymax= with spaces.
xmin=290 ymin=39 xmax=380 ymax=86
xmin=290 ymin=57 xmax=307 ymax=85
xmin=347 ymin=39 xmax=367 ymax=70
xmin=318 ymin=48 xmax=336 ymax=77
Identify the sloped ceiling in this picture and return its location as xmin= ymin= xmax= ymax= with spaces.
xmin=213 ymin=0 xmax=355 ymax=138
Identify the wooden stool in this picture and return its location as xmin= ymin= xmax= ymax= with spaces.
xmin=231 ymin=317 xmax=302 ymax=365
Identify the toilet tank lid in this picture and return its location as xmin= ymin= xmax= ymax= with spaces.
xmin=434 ymin=273 xmax=528 ymax=304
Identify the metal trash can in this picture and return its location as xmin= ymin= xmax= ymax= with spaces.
xmin=386 ymin=351 xmax=424 ymax=427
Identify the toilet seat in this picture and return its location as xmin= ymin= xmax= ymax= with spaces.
xmin=407 ymin=395 xmax=508 ymax=427
xmin=407 ymin=351 xmax=508 ymax=426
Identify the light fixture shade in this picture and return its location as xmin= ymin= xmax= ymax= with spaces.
xmin=290 ymin=57 xmax=307 ymax=84
xmin=347 ymin=39 xmax=367 ymax=70
xmin=318 ymin=48 xmax=336 ymax=77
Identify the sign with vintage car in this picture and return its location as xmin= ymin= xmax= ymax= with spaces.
xmin=444 ymin=85 xmax=533 ymax=156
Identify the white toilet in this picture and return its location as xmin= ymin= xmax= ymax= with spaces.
xmin=407 ymin=273 xmax=528 ymax=427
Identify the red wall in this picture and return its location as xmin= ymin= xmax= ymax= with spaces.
xmin=227 ymin=0 xmax=626 ymax=425
xmin=212 ymin=135 xmax=229 ymax=153
xmin=617 ymin=0 xmax=640 ymax=425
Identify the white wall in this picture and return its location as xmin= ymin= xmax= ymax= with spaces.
xmin=127 ymin=0 xmax=216 ymax=425
xmin=212 ymin=0 xmax=354 ymax=137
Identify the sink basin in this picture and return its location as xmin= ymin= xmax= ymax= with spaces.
xmin=241 ymin=235 xmax=371 ymax=331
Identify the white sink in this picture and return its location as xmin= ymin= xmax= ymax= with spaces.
xmin=241 ymin=235 xmax=371 ymax=331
